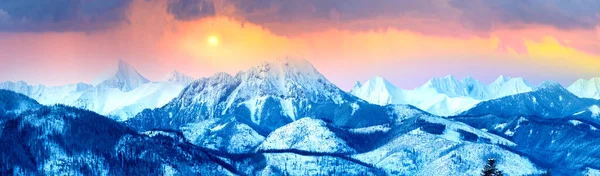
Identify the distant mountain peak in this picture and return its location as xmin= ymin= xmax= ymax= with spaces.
xmin=163 ymin=70 xmax=194 ymax=84
xmin=350 ymin=81 xmax=362 ymax=93
xmin=487 ymin=76 xmax=534 ymax=99
xmin=255 ymin=57 xmax=322 ymax=77
xmin=97 ymin=59 xmax=150 ymax=92
xmin=495 ymin=75 xmax=508 ymax=82
xmin=422 ymin=75 xmax=469 ymax=97
xmin=537 ymin=81 xmax=565 ymax=90
xmin=568 ymin=77 xmax=600 ymax=99
xmin=350 ymin=76 xmax=403 ymax=106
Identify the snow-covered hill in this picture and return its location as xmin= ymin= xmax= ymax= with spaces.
xmin=0 ymin=60 xmax=192 ymax=121
xmin=0 ymin=90 xmax=235 ymax=175
xmin=454 ymin=82 xmax=600 ymax=175
xmin=461 ymin=81 xmax=598 ymax=118
xmin=351 ymin=75 xmax=535 ymax=116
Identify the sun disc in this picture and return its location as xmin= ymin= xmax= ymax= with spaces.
xmin=208 ymin=36 xmax=219 ymax=46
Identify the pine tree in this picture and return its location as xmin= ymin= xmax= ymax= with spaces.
xmin=481 ymin=158 xmax=503 ymax=176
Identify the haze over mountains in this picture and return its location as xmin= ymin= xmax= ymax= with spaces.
xmin=351 ymin=74 xmax=600 ymax=116
xmin=0 ymin=60 xmax=193 ymax=121
xmin=1 ymin=58 xmax=600 ymax=175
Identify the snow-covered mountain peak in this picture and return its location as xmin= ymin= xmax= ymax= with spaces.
xmin=461 ymin=77 xmax=489 ymax=99
xmin=350 ymin=76 xmax=403 ymax=105
xmin=97 ymin=59 xmax=150 ymax=92
xmin=233 ymin=57 xmax=340 ymax=100
xmin=163 ymin=70 xmax=194 ymax=84
xmin=567 ymin=77 xmax=600 ymax=99
xmin=247 ymin=57 xmax=325 ymax=81
xmin=489 ymin=76 xmax=530 ymax=86
xmin=421 ymin=75 xmax=468 ymax=97
xmin=487 ymin=76 xmax=534 ymax=99
xmin=494 ymin=75 xmax=509 ymax=82
xmin=537 ymin=81 xmax=565 ymax=91
xmin=350 ymin=81 xmax=362 ymax=92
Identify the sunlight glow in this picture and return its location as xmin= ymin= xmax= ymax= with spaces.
xmin=208 ymin=36 xmax=219 ymax=46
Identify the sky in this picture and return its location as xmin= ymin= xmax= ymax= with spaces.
xmin=0 ymin=0 xmax=599 ymax=90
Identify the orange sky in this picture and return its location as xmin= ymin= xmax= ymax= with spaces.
xmin=0 ymin=0 xmax=599 ymax=90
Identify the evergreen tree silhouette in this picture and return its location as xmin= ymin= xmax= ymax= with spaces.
xmin=481 ymin=158 xmax=503 ymax=176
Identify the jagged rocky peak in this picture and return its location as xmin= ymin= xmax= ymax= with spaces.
xmin=349 ymin=76 xmax=403 ymax=106
xmin=97 ymin=59 xmax=150 ymax=92
xmin=461 ymin=76 xmax=489 ymax=99
xmin=163 ymin=70 xmax=194 ymax=84
xmin=422 ymin=74 xmax=469 ymax=97
xmin=350 ymin=81 xmax=362 ymax=93
xmin=489 ymin=75 xmax=531 ymax=86
xmin=487 ymin=75 xmax=534 ymax=98
xmin=233 ymin=57 xmax=342 ymax=98
xmin=534 ymin=81 xmax=577 ymax=97
xmin=239 ymin=57 xmax=326 ymax=81
xmin=537 ymin=81 xmax=565 ymax=91
xmin=358 ymin=76 xmax=401 ymax=94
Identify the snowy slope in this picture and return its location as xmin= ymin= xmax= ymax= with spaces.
xmin=0 ymin=92 xmax=234 ymax=175
xmin=568 ymin=77 xmax=600 ymax=99
xmin=251 ymin=105 xmax=539 ymax=176
xmin=462 ymin=81 xmax=597 ymax=118
xmin=258 ymin=118 xmax=356 ymax=154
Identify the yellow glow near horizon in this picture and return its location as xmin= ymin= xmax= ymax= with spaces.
xmin=208 ymin=36 xmax=219 ymax=46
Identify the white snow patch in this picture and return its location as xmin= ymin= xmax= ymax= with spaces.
xmin=585 ymin=167 xmax=600 ymax=176
xmin=350 ymin=102 xmax=360 ymax=116
xmin=573 ymin=110 xmax=585 ymax=116
xmin=211 ymin=123 xmax=228 ymax=131
xmin=568 ymin=120 xmax=583 ymax=126
xmin=280 ymin=99 xmax=296 ymax=120
xmin=162 ymin=164 xmax=178 ymax=175
xmin=494 ymin=123 xmax=507 ymax=130
xmin=504 ymin=128 xmax=515 ymax=136
xmin=590 ymin=105 xmax=600 ymax=118
xmin=349 ymin=124 xmax=391 ymax=134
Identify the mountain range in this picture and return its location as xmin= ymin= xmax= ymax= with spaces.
xmin=0 ymin=60 xmax=193 ymax=121
xmin=1 ymin=58 xmax=600 ymax=175
xmin=351 ymin=74 xmax=600 ymax=116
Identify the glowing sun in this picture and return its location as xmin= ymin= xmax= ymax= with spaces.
xmin=208 ymin=36 xmax=219 ymax=46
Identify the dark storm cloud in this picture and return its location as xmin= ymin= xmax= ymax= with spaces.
xmin=449 ymin=0 xmax=600 ymax=30
xmin=167 ymin=0 xmax=216 ymax=21
xmin=213 ymin=0 xmax=600 ymax=33
xmin=0 ymin=0 xmax=133 ymax=32
xmin=1 ymin=0 xmax=598 ymax=33
xmin=225 ymin=0 xmax=448 ymax=23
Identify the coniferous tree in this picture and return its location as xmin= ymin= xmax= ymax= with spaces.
xmin=481 ymin=158 xmax=503 ymax=176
